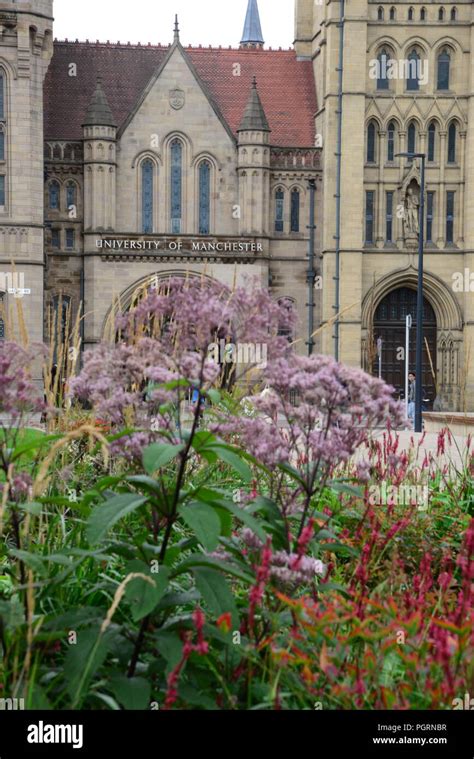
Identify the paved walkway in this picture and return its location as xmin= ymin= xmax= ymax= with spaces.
xmin=366 ymin=428 xmax=471 ymax=471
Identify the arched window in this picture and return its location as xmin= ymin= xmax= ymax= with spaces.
xmin=198 ymin=160 xmax=211 ymax=235
xmin=170 ymin=139 xmax=182 ymax=234
xmin=438 ymin=7 xmax=445 ymax=20
xmin=407 ymin=49 xmax=420 ymax=91
xmin=389 ymin=6 xmax=395 ymax=19
xmin=377 ymin=6 xmax=384 ymax=20
xmin=291 ymin=188 xmax=300 ymax=232
xmin=0 ymin=128 xmax=4 ymax=162
xmin=0 ymin=70 xmax=4 ymax=121
xmin=408 ymin=6 xmax=414 ymax=20
xmin=437 ymin=49 xmax=450 ymax=90
xmin=428 ymin=121 xmax=436 ymax=162
xmin=367 ymin=121 xmax=377 ymax=163
xmin=377 ymin=48 xmax=390 ymax=90
xmin=420 ymin=7 xmax=426 ymax=20
xmin=451 ymin=7 xmax=456 ymax=20
xmin=275 ymin=188 xmax=284 ymax=233
xmin=407 ymin=122 xmax=416 ymax=155
xmin=448 ymin=122 xmax=456 ymax=163
xmin=66 ymin=181 xmax=76 ymax=210
xmin=141 ymin=159 xmax=154 ymax=234
xmin=387 ymin=121 xmax=395 ymax=162
xmin=49 ymin=180 xmax=60 ymax=210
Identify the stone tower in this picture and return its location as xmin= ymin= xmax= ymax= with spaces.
xmin=0 ymin=0 xmax=53 ymax=354
xmin=294 ymin=0 xmax=474 ymax=410
xmin=82 ymin=77 xmax=117 ymax=233
xmin=237 ymin=77 xmax=271 ymax=236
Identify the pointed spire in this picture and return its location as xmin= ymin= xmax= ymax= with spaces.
xmin=83 ymin=76 xmax=116 ymax=127
xmin=174 ymin=14 xmax=180 ymax=43
xmin=238 ymin=76 xmax=270 ymax=132
xmin=240 ymin=0 xmax=264 ymax=48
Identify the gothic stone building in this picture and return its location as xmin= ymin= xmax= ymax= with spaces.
xmin=0 ymin=0 xmax=473 ymax=410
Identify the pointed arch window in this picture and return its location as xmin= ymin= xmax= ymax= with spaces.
xmin=408 ymin=6 xmax=414 ymax=20
xmin=49 ymin=180 xmax=60 ymax=210
xmin=291 ymin=188 xmax=300 ymax=232
xmin=66 ymin=181 xmax=76 ymax=210
xmin=141 ymin=159 xmax=154 ymax=234
xmin=437 ymin=49 xmax=450 ymax=90
xmin=407 ymin=122 xmax=416 ymax=155
xmin=275 ymin=188 xmax=284 ymax=233
xmin=389 ymin=6 xmax=396 ymax=19
xmin=0 ymin=71 xmax=4 ymax=121
xmin=170 ymin=139 xmax=182 ymax=234
xmin=387 ymin=121 xmax=396 ymax=162
xmin=451 ymin=7 xmax=457 ymax=20
xmin=420 ymin=7 xmax=426 ymax=20
xmin=377 ymin=6 xmax=384 ymax=20
xmin=448 ymin=122 xmax=456 ymax=164
xmin=0 ymin=128 xmax=4 ymax=162
xmin=439 ymin=7 xmax=445 ymax=20
xmin=377 ymin=48 xmax=390 ymax=90
xmin=367 ymin=121 xmax=377 ymax=163
xmin=407 ymin=50 xmax=420 ymax=90
xmin=428 ymin=121 xmax=436 ymax=162
xmin=198 ymin=160 xmax=211 ymax=235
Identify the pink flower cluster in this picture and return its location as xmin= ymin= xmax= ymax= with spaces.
xmin=0 ymin=342 xmax=45 ymax=420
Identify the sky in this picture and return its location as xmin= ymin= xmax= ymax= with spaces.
xmin=53 ymin=0 xmax=295 ymax=49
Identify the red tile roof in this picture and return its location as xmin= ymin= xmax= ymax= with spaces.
xmin=44 ymin=41 xmax=317 ymax=147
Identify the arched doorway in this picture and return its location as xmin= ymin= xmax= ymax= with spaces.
xmin=373 ymin=287 xmax=437 ymax=406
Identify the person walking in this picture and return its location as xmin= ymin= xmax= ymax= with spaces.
xmin=407 ymin=371 xmax=416 ymax=423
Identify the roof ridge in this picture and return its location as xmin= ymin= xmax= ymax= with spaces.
xmin=53 ymin=38 xmax=295 ymax=52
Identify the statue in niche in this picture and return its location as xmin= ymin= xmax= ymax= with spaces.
xmin=404 ymin=185 xmax=420 ymax=238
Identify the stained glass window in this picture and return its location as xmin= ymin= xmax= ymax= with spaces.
xmin=291 ymin=189 xmax=300 ymax=232
xmin=198 ymin=161 xmax=211 ymax=235
xmin=367 ymin=122 xmax=376 ymax=162
xmin=437 ymin=50 xmax=450 ymax=90
xmin=407 ymin=50 xmax=420 ymax=90
xmin=170 ymin=140 xmax=182 ymax=234
xmin=448 ymin=122 xmax=456 ymax=163
xmin=407 ymin=122 xmax=416 ymax=155
xmin=446 ymin=191 xmax=455 ymax=243
xmin=141 ymin=159 xmax=154 ymax=234
xmin=387 ymin=122 xmax=395 ymax=161
xmin=0 ymin=72 xmax=4 ymax=121
xmin=66 ymin=182 xmax=76 ymax=209
xmin=377 ymin=49 xmax=389 ymax=90
xmin=49 ymin=180 xmax=60 ymax=210
xmin=428 ymin=122 xmax=436 ymax=161
xmin=275 ymin=189 xmax=284 ymax=233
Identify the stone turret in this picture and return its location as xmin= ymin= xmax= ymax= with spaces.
xmin=237 ymin=77 xmax=271 ymax=235
xmin=82 ymin=78 xmax=117 ymax=232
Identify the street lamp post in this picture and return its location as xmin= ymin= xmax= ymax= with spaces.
xmin=395 ymin=152 xmax=425 ymax=432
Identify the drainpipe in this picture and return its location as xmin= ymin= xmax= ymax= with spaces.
xmin=334 ymin=0 xmax=345 ymax=362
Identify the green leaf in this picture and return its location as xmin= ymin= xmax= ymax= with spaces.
xmin=86 ymin=493 xmax=147 ymax=544
xmin=218 ymin=501 xmax=267 ymax=543
xmin=180 ymin=502 xmax=221 ymax=552
xmin=143 ymin=443 xmax=184 ymax=476
xmin=193 ymin=568 xmax=238 ymax=626
xmin=9 ymin=549 xmax=47 ymax=577
xmin=124 ymin=560 xmax=170 ymax=622
xmin=173 ymin=554 xmax=254 ymax=584
xmin=206 ymin=444 xmax=252 ymax=483
xmin=109 ymin=676 xmax=151 ymax=710
xmin=65 ymin=626 xmax=115 ymax=707
xmin=155 ymin=630 xmax=184 ymax=674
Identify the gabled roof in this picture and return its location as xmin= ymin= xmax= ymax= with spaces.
xmin=44 ymin=40 xmax=317 ymax=147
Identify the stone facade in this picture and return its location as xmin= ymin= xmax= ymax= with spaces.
xmin=295 ymin=0 xmax=474 ymax=410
